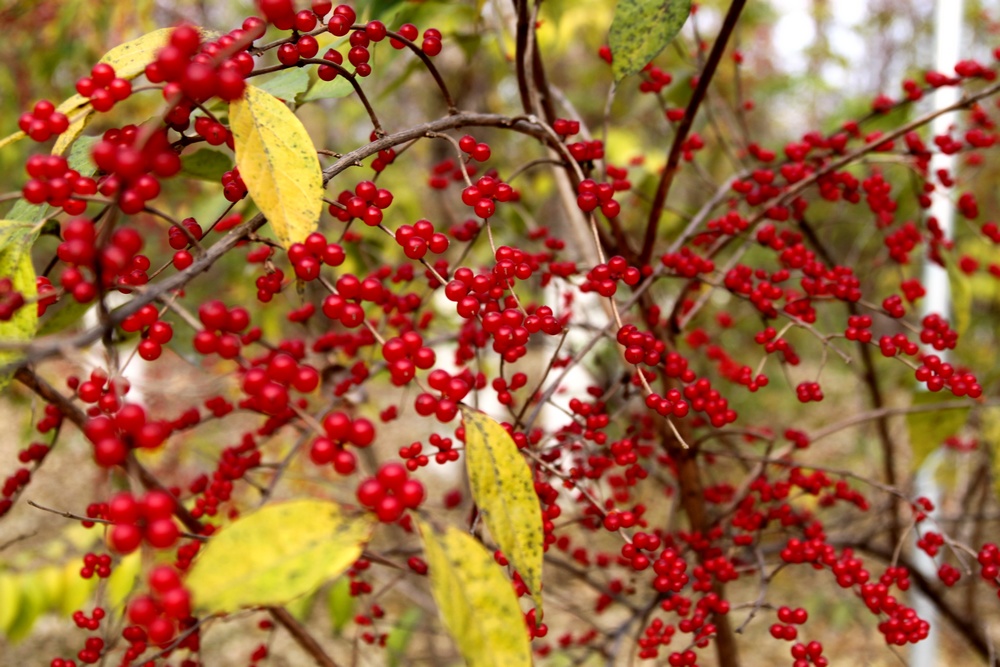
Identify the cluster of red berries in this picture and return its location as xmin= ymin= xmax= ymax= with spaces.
xmin=752 ymin=327 xmax=800 ymax=364
xmin=789 ymin=641 xmax=828 ymax=667
xmin=414 ymin=368 xmax=473 ymax=423
xmin=126 ymin=566 xmax=194 ymax=650
xmin=121 ymin=304 xmax=174 ymax=361
xmin=492 ymin=372 xmax=527 ymax=406
xmin=769 ymin=605 xmax=808 ymax=641
xmin=78 ymin=552 xmax=113 ymax=580
xmin=582 ymin=255 xmax=640 ymax=296
xmin=331 ymin=180 xmax=394 ymax=225
xmin=843 ymin=314 xmax=873 ymax=342
xmin=76 ymin=63 xmax=132 ymax=113
xmin=83 ymin=402 xmax=168 ymax=467
xmin=356 ymin=462 xmax=425 ymax=522
xmin=458 ymin=134 xmax=491 ymax=162
xmin=105 ymin=490 xmax=181 ymax=553
xmin=221 ymin=166 xmax=247 ymax=202
xmin=461 ymin=175 xmax=516 ymax=219
xmin=19 ymin=99 xmax=70 ymax=142
xmin=57 ymin=220 xmax=150 ymax=302
xmin=914 ymin=353 xmax=982 ymax=397
xmin=92 ymin=125 xmax=179 ymax=213
xmin=240 ymin=351 xmax=320 ymax=416
xmin=288 ymin=232 xmax=347 ymax=280
xmin=22 ymin=154 xmax=95 ymax=214
xmin=795 ymin=381 xmax=824 ymax=403
xmin=308 ymin=411 xmax=375 ymax=474
xmin=382 ymin=331 xmax=436 ymax=385
xmin=918 ymin=313 xmax=958 ymax=351
xmin=147 ymin=24 xmax=249 ymax=103
xmin=576 ymin=178 xmax=621 ymax=218
xmin=321 ymin=274 xmax=384 ymax=328
xmin=399 ymin=432 xmax=460 ymax=469
xmin=193 ymin=299 xmax=251 ymax=358
xmin=394 ymin=219 xmax=450 ymax=260
xmin=567 ymin=138 xmax=605 ymax=162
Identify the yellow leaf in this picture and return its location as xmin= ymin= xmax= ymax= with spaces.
xmin=0 ymin=571 xmax=22 ymax=634
xmin=52 ymin=110 xmax=93 ymax=157
xmin=417 ymin=520 xmax=532 ymax=667
xmin=58 ymin=560 xmax=98 ymax=617
xmin=0 ymin=221 xmax=40 ymax=389
xmin=462 ymin=407 xmax=544 ymax=614
xmin=186 ymin=499 xmax=372 ymax=614
xmin=106 ymin=551 xmax=142 ymax=610
xmin=230 ymin=84 xmax=323 ymax=248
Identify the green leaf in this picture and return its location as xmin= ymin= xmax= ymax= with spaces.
xmin=387 ymin=607 xmax=422 ymax=667
xmin=302 ymin=76 xmax=354 ymax=102
xmin=230 ymin=85 xmax=324 ymax=249
xmin=38 ymin=299 xmax=92 ymax=336
xmin=66 ymin=135 xmax=100 ymax=175
xmin=180 ymin=148 xmax=233 ymax=182
xmin=5 ymin=199 xmax=51 ymax=225
xmin=941 ymin=249 xmax=972 ymax=338
xmin=907 ymin=392 xmax=970 ymax=470
xmin=255 ymin=67 xmax=312 ymax=102
xmin=462 ymin=407 xmax=544 ymax=615
xmin=609 ymin=0 xmax=691 ymax=82
xmin=327 ymin=576 xmax=355 ymax=634
xmin=0 ymin=220 xmax=40 ymax=389
xmin=417 ymin=520 xmax=532 ymax=667
xmin=186 ymin=499 xmax=373 ymax=614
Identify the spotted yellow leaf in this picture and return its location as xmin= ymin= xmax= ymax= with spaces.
xmin=418 ymin=520 xmax=532 ymax=667
xmin=229 ymin=84 xmax=323 ymax=248
xmin=186 ymin=499 xmax=372 ymax=614
xmin=462 ymin=407 xmax=544 ymax=615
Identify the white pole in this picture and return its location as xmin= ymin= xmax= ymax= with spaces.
xmin=911 ymin=2 xmax=962 ymax=666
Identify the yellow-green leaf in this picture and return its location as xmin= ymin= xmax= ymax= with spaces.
xmin=327 ymin=576 xmax=355 ymax=634
xmin=941 ymin=249 xmax=972 ymax=338
xmin=907 ymin=392 xmax=970 ymax=470
xmin=0 ymin=131 xmax=26 ymax=152
xmin=230 ymin=85 xmax=323 ymax=248
xmin=0 ymin=221 xmax=40 ymax=388
xmin=417 ymin=520 xmax=532 ymax=667
xmin=609 ymin=0 xmax=691 ymax=83
xmin=0 ymin=571 xmax=22 ymax=634
xmin=186 ymin=499 xmax=373 ymax=614
xmin=462 ymin=407 xmax=544 ymax=614
xmin=58 ymin=560 xmax=98 ymax=616
xmin=106 ymin=551 xmax=142 ymax=610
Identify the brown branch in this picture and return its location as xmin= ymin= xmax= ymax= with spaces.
xmin=270 ymin=606 xmax=339 ymax=667
xmin=639 ymin=0 xmax=748 ymax=267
